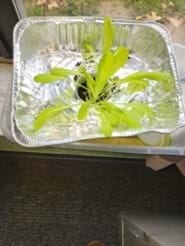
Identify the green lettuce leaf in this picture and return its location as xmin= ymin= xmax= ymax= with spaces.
xmin=95 ymin=50 xmax=114 ymax=98
xmin=50 ymin=67 xmax=79 ymax=76
xmin=103 ymin=102 xmax=141 ymax=128
xmin=120 ymin=71 xmax=173 ymax=83
xmin=111 ymin=47 xmax=129 ymax=76
xmin=34 ymin=105 xmax=72 ymax=131
xmin=103 ymin=16 xmax=114 ymax=54
xmin=34 ymin=74 xmax=65 ymax=83
xmin=128 ymin=102 xmax=155 ymax=120
xmin=77 ymin=102 xmax=90 ymax=121
xmin=99 ymin=109 xmax=112 ymax=136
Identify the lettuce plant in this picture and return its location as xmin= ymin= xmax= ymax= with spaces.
xmin=33 ymin=17 xmax=173 ymax=136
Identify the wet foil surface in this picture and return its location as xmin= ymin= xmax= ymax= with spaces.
xmin=12 ymin=17 xmax=185 ymax=147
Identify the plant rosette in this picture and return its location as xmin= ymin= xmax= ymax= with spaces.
xmin=33 ymin=17 xmax=176 ymax=138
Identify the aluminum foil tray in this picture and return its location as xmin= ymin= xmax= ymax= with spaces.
xmin=12 ymin=17 xmax=185 ymax=147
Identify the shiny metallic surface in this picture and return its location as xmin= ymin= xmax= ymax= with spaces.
xmin=12 ymin=17 xmax=185 ymax=147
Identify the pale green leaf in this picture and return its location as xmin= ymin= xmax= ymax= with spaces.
xmin=77 ymin=102 xmax=90 ymax=121
xmin=111 ymin=47 xmax=129 ymax=76
xmin=126 ymin=83 xmax=148 ymax=93
xmin=84 ymin=73 xmax=95 ymax=97
xmin=84 ymin=43 xmax=95 ymax=54
xmin=99 ymin=110 xmax=112 ymax=136
xmin=79 ymin=67 xmax=95 ymax=97
xmin=104 ymin=102 xmax=141 ymax=128
xmin=34 ymin=105 xmax=71 ymax=131
xmin=103 ymin=16 xmax=114 ymax=54
xmin=78 ymin=66 xmax=86 ymax=74
xmin=50 ymin=67 xmax=79 ymax=76
xmin=120 ymin=71 xmax=173 ymax=83
xmin=95 ymin=50 xmax=114 ymax=98
xmin=120 ymin=108 xmax=141 ymax=128
xmin=34 ymin=74 xmax=65 ymax=83
xmin=83 ymin=43 xmax=95 ymax=61
xmin=114 ymin=78 xmax=149 ymax=87
xmin=103 ymin=109 xmax=120 ymax=127
xmin=129 ymin=102 xmax=155 ymax=119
